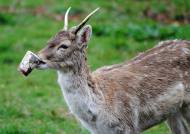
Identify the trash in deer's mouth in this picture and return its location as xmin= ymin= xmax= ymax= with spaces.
xmin=19 ymin=51 xmax=44 ymax=76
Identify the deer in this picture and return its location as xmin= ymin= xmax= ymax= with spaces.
xmin=19 ymin=7 xmax=190 ymax=134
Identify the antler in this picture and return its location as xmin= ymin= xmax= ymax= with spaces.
xmin=74 ymin=8 xmax=99 ymax=34
xmin=63 ymin=7 xmax=71 ymax=31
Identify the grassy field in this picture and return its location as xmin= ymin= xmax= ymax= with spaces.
xmin=0 ymin=0 xmax=190 ymax=134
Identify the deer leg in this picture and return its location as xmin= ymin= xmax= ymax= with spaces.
xmin=182 ymin=105 xmax=190 ymax=123
xmin=167 ymin=112 xmax=190 ymax=134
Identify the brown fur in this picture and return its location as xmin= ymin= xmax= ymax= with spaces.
xmin=92 ymin=40 xmax=190 ymax=130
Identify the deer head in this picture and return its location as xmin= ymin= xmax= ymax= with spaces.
xmin=36 ymin=7 xmax=99 ymax=73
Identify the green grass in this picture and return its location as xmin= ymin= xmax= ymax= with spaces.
xmin=0 ymin=0 xmax=190 ymax=134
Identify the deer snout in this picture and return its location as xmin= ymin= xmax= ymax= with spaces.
xmin=35 ymin=52 xmax=50 ymax=70
xmin=37 ymin=50 xmax=47 ymax=61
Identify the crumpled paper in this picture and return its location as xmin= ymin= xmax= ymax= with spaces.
xmin=19 ymin=51 xmax=41 ymax=76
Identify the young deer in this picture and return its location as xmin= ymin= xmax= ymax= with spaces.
xmin=22 ymin=8 xmax=190 ymax=134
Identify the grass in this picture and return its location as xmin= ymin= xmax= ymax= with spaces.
xmin=0 ymin=0 xmax=190 ymax=134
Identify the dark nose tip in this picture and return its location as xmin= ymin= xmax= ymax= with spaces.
xmin=46 ymin=55 xmax=52 ymax=60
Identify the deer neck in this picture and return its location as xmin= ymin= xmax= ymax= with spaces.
xmin=57 ymin=60 xmax=99 ymax=119
xmin=57 ymin=58 xmax=94 ymax=94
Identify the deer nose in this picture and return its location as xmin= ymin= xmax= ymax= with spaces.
xmin=38 ymin=52 xmax=52 ymax=61
xmin=36 ymin=52 xmax=47 ymax=64
xmin=37 ymin=51 xmax=46 ymax=60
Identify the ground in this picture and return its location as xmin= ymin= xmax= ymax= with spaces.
xmin=0 ymin=0 xmax=190 ymax=134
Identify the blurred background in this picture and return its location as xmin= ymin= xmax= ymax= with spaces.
xmin=0 ymin=0 xmax=190 ymax=134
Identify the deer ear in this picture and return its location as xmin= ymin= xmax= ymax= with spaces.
xmin=77 ymin=25 xmax=92 ymax=47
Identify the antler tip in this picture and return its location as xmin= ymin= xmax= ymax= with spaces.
xmin=95 ymin=7 xmax=100 ymax=11
xmin=91 ymin=7 xmax=100 ymax=15
xmin=68 ymin=7 xmax=71 ymax=11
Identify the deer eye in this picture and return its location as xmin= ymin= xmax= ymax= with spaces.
xmin=58 ymin=44 xmax=68 ymax=50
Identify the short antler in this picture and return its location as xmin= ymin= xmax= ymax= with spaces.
xmin=74 ymin=8 xmax=99 ymax=34
xmin=63 ymin=7 xmax=71 ymax=31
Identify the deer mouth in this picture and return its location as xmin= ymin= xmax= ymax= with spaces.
xmin=19 ymin=51 xmax=46 ymax=76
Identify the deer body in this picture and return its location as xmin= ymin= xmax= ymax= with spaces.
xmin=57 ymin=40 xmax=190 ymax=134
xmin=22 ymin=8 xmax=190 ymax=134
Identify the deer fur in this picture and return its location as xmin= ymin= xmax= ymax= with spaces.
xmin=34 ymin=8 xmax=190 ymax=134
